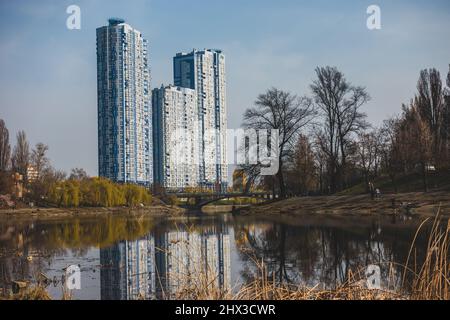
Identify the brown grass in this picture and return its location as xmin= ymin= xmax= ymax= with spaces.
xmin=170 ymin=255 xmax=405 ymax=300
xmin=169 ymin=215 xmax=450 ymax=300
xmin=408 ymin=213 xmax=450 ymax=299
xmin=1 ymin=286 xmax=52 ymax=300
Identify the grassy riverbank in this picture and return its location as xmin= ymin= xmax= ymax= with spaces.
xmin=239 ymin=191 xmax=450 ymax=218
xmin=0 ymin=204 xmax=185 ymax=219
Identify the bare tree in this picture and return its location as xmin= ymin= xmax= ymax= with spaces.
xmin=243 ymin=88 xmax=315 ymax=198
xmin=311 ymin=66 xmax=369 ymax=192
xmin=314 ymin=128 xmax=339 ymax=194
xmin=312 ymin=141 xmax=328 ymax=194
xmin=30 ymin=143 xmax=50 ymax=180
xmin=416 ymin=68 xmax=445 ymax=166
xmin=411 ymin=106 xmax=433 ymax=192
xmin=0 ymin=120 xmax=12 ymax=194
xmin=11 ymin=130 xmax=29 ymax=177
xmin=289 ymin=134 xmax=317 ymax=195
xmin=0 ymin=119 xmax=10 ymax=171
xmin=379 ymin=118 xmax=402 ymax=192
xmin=396 ymin=100 xmax=433 ymax=192
xmin=443 ymin=65 xmax=450 ymax=165
xmin=240 ymin=163 xmax=262 ymax=194
xmin=69 ymin=168 xmax=89 ymax=181
xmin=32 ymin=167 xmax=66 ymax=204
xmin=354 ymin=130 xmax=379 ymax=191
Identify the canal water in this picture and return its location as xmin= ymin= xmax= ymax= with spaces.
xmin=0 ymin=212 xmax=431 ymax=299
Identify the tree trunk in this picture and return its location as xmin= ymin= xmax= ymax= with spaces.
xmin=277 ymin=169 xmax=286 ymax=198
xmin=389 ymin=173 xmax=398 ymax=193
xmin=272 ymin=176 xmax=276 ymax=198
xmin=364 ymin=172 xmax=369 ymax=193
xmin=339 ymin=137 xmax=347 ymax=190
xmin=422 ymin=162 xmax=428 ymax=192
xmin=328 ymin=159 xmax=337 ymax=194
xmin=319 ymin=164 xmax=323 ymax=194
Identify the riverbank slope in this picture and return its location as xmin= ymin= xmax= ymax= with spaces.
xmin=239 ymin=191 xmax=450 ymax=218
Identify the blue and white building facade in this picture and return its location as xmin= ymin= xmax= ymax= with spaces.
xmin=100 ymin=236 xmax=156 ymax=300
xmin=173 ymin=49 xmax=228 ymax=190
xmin=96 ymin=19 xmax=152 ymax=185
xmin=100 ymin=227 xmax=231 ymax=300
xmin=152 ymin=85 xmax=199 ymax=189
xmin=154 ymin=225 xmax=231 ymax=299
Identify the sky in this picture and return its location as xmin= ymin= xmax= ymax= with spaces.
xmin=0 ymin=0 xmax=449 ymax=176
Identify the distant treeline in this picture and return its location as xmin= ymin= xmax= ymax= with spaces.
xmin=0 ymin=123 xmax=154 ymax=208
xmin=241 ymin=65 xmax=450 ymax=197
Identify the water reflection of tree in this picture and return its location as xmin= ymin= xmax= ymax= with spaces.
xmin=235 ymin=223 xmax=296 ymax=284
xmin=0 ymin=222 xmax=52 ymax=292
xmin=234 ymin=220 xmax=428 ymax=290
xmin=0 ymin=214 xmax=156 ymax=291
xmin=0 ymin=215 xmax=155 ymax=251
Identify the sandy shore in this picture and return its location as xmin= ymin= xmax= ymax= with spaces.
xmin=238 ymin=191 xmax=450 ymax=218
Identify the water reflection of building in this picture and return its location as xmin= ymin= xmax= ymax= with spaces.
xmin=100 ymin=225 xmax=230 ymax=300
xmin=100 ymin=235 xmax=156 ymax=300
xmin=155 ymin=225 xmax=231 ymax=298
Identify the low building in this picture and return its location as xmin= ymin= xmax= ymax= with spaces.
xmin=26 ymin=165 xmax=38 ymax=183
xmin=11 ymin=172 xmax=23 ymax=199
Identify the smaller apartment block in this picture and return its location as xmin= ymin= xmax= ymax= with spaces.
xmin=152 ymin=85 xmax=199 ymax=189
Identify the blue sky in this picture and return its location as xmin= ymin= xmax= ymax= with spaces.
xmin=0 ymin=0 xmax=449 ymax=175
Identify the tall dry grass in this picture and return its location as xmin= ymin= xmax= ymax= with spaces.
xmin=0 ymin=286 xmax=51 ymax=300
xmin=170 ymin=255 xmax=405 ymax=300
xmin=405 ymin=213 xmax=450 ymax=299
xmin=170 ymin=216 xmax=450 ymax=300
